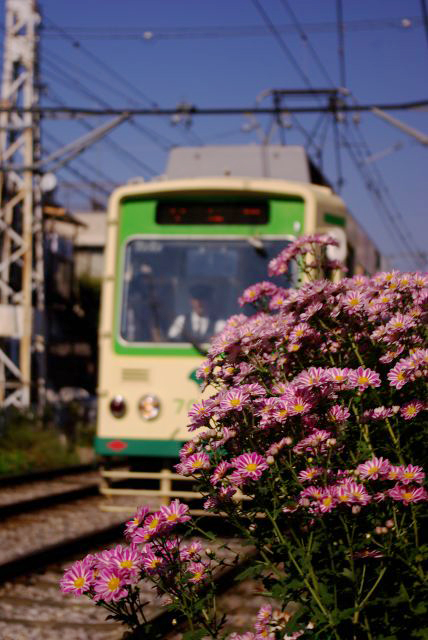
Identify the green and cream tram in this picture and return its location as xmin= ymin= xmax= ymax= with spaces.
xmin=95 ymin=145 xmax=380 ymax=509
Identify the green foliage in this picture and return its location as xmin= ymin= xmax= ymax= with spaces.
xmin=0 ymin=407 xmax=79 ymax=475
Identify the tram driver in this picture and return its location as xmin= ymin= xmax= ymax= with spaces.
xmin=167 ymin=284 xmax=225 ymax=343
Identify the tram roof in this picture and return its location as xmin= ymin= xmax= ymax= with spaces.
xmin=164 ymin=145 xmax=331 ymax=188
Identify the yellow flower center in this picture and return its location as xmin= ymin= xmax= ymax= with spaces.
xmin=73 ymin=577 xmax=85 ymax=588
xmin=120 ymin=560 xmax=133 ymax=569
xmin=358 ymin=376 xmax=369 ymax=385
xmin=403 ymin=492 xmax=414 ymax=501
xmin=367 ymin=466 xmax=379 ymax=475
xmin=293 ymin=403 xmax=305 ymax=412
xmin=230 ymin=398 xmax=241 ymax=406
xmin=107 ymin=576 xmax=121 ymax=592
xmin=322 ymin=496 xmax=333 ymax=506
xmin=149 ymin=518 xmax=159 ymax=529
xmin=246 ymin=463 xmax=258 ymax=472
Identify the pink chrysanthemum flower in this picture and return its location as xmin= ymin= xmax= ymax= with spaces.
xmin=132 ymin=512 xmax=165 ymax=542
xmin=386 ymin=465 xmax=402 ymax=481
xmin=341 ymin=290 xmax=365 ymax=312
xmin=356 ymin=457 xmax=390 ymax=480
xmin=294 ymin=430 xmax=331 ymax=454
xmin=187 ymin=561 xmax=208 ymax=584
xmin=326 ymin=367 xmax=350 ymax=385
xmin=328 ymin=404 xmax=350 ymax=422
xmin=298 ymin=467 xmax=322 ymax=482
xmin=346 ymin=482 xmax=371 ymax=505
xmin=179 ymin=440 xmax=199 ymax=460
xmin=111 ymin=545 xmax=143 ymax=578
xmin=300 ymin=486 xmax=324 ymax=501
xmin=232 ymin=452 xmax=269 ymax=480
xmin=185 ymin=452 xmax=211 ymax=474
xmin=317 ymin=488 xmax=338 ymax=513
xmin=388 ymin=484 xmax=428 ymax=505
xmin=219 ymin=388 xmax=250 ymax=413
xmin=295 ymin=367 xmax=328 ymax=388
xmin=363 ymin=406 xmax=396 ymax=421
xmin=387 ymin=362 xmax=409 ymax=389
xmin=60 ymin=559 xmax=94 ymax=596
xmin=210 ymin=461 xmax=232 ymax=485
xmin=238 ymin=281 xmax=278 ymax=306
xmin=348 ymin=367 xmax=381 ymax=390
xmin=142 ymin=550 xmax=164 ymax=573
xmin=399 ymin=464 xmax=425 ymax=485
xmin=400 ymin=400 xmax=425 ymax=420
xmin=160 ymin=499 xmax=191 ymax=526
xmin=93 ymin=568 xmax=128 ymax=602
xmin=256 ymin=604 xmax=272 ymax=626
xmin=180 ymin=541 xmax=203 ymax=561
xmin=289 ymin=322 xmax=310 ymax=342
xmin=286 ymin=394 xmax=312 ymax=416
xmin=188 ymin=399 xmax=215 ymax=423
xmin=124 ymin=505 xmax=150 ymax=539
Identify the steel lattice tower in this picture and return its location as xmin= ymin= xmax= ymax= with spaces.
xmin=0 ymin=0 xmax=45 ymax=407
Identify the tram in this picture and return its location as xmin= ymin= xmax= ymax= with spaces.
xmin=95 ymin=145 xmax=381 ymax=509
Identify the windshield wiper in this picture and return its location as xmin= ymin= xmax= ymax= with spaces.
xmin=248 ymin=236 xmax=267 ymax=257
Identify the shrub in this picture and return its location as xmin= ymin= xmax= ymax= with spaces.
xmin=61 ymin=235 xmax=428 ymax=639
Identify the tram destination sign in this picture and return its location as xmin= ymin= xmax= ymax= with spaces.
xmin=156 ymin=199 xmax=269 ymax=224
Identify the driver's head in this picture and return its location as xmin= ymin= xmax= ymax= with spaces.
xmin=189 ymin=285 xmax=210 ymax=317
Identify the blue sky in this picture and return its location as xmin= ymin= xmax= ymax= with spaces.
xmin=0 ymin=0 xmax=427 ymax=270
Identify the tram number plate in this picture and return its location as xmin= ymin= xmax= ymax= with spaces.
xmin=173 ymin=398 xmax=198 ymax=414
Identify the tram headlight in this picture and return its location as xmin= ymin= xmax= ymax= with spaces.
xmin=137 ymin=394 xmax=161 ymax=421
xmin=109 ymin=395 xmax=127 ymax=418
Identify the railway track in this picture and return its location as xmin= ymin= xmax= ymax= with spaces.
xmin=0 ymin=477 xmax=262 ymax=640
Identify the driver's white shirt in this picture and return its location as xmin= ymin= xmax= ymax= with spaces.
xmin=167 ymin=312 xmax=224 ymax=339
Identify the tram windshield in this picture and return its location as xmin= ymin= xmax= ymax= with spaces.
xmin=120 ymin=238 xmax=292 ymax=344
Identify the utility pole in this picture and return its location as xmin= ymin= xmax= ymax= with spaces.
xmin=0 ymin=0 xmax=45 ymax=408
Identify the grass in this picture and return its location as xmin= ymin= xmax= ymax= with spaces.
xmin=0 ymin=406 xmax=95 ymax=476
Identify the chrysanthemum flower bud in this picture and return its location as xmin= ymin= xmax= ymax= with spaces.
xmin=385 ymin=519 xmax=394 ymax=528
xmin=352 ymin=505 xmax=361 ymax=514
xmin=267 ymin=455 xmax=275 ymax=465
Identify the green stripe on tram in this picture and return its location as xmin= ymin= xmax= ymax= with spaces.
xmin=95 ymin=437 xmax=183 ymax=457
xmin=324 ymin=212 xmax=346 ymax=227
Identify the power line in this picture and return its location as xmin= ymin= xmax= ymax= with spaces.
xmin=3 ymin=99 xmax=426 ymax=117
xmin=42 ymin=47 xmax=178 ymax=152
xmin=43 ymin=16 xmax=160 ymax=110
xmin=41 ymin=66 xmax=159 ymax=177
xmin=0 ymin=17 xmax=422 ymax=39
xmin=278 ymin=0 xmax=336 ymax=87
xmin=336 ymin=0 xmax=347 ymax=88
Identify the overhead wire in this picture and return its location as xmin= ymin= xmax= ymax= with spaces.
xmin=336 ymin=0 xmax=347 ymax=88
xmin=44 ymin=128 xmax=118 ymax=191
xmin=43 ymin=16 xmax=159 ymax=109
xmin=42 ymin=47 xmax=178 ymax=152
xmin=0 ymin=17 xmax=421 ymax=39
xmin=42 ymin=62 xmax=159 ymax=177
xmin=253 ymin=0 xmax=424 ymax=269
xmin=42 ymin=18 xmax=205 ymax=153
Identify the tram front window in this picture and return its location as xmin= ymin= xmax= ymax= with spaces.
xmin=120 ymin=238 xmax=291 ymax=344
